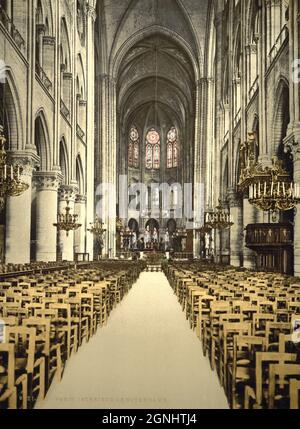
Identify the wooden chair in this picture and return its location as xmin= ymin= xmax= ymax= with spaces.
xmin=0 ymin=344 xmax=17 ymax=409
xmin=228 ymin=335 xmax=267 ymax=409
xmin=268 ymin=363 xmax=300 ymax=409
xmin=196 ymin=295 xmax=215 ymax=339
xmin=65 ymin=297 xmax=89 ymax=345
xmin=49 ymin=303 xmax=78 ymax=359
xmin=252 ymin=313 xmax=276 ymax=337
xmin=5 ymin=326 xmax=45 ymax=408
xmin=202 ymin=301 xmax=231 ymax=365
xmin=218 ymin=321 xmax=251 ymax=389
xmin=290 ymin=379 xmax=300 ymax=409
xmin=22 ymin=318 xmax=62 ymax=390
xmin=244 ymin=352 xmax=297 ymax=409
xmin=265 ymin=322 xmax=291 ymax=351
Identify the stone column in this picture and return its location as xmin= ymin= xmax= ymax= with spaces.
xmin=74 ymin=194 xmax=86 ymax=255
xmin=228 ymin=190 xmax=243 ymax=267
xmin=284 ymin=133 xmax=300 ymax=277
xmin=294 ymin=155 xmax=300 ymax=277
xmin=62 ymin=72 xmax=73 ymax=112
xmin=284 ymin=0 xmax=300 ymax=277
xmin=98 ymin=74 xmax=117 ymax=258
xmin=36 ymin=24 xmax=45 ymax=69
xmin=57 ymin=185 xmax=78 ymax=261
xmin=34 ymin=172 xmax=61 ymax=262
xmin=5 ymin=155 xmax=38 ymax=264
xmin=85 ymin=3 xmax=96 ymax=260
xmin=43 ymin=36 xmax=55 ymax=84
xmin=193 ymin=79 xmax=203 ymax=258
xmin=243 ymin=198 xmax=256 ymax=269
xmin=5 ymin=0 xmax=12 ymax=33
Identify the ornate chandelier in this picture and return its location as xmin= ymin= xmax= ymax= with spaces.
xmin=121 ymin=227 xmax=134 ymax=238
xmin=88 ymin=216 xmax=106 ymax=238
xmin=0 ymin=126 xmax=29 ymax=209
xmin=54 ymin=200 xmax=81 ymax=236
xmin=194 ymin=223 xmax=212 ymax=235
xmin=205 ymin=202 xmax=234 ymax=230
xmin=174 ymin=227 xmax=187 ymax=238
xmin=116 ymin=218 xmax=123 ymax=232
xmin=238 ymin=134 xmax=300 ymax=212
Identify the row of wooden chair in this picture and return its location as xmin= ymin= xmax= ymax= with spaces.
xmin=165 ymin=262 xmax=300 ymax=409
xmin=0 ymin=261 xmax=145 ymax=409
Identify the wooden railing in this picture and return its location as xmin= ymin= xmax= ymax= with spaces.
xmin=246 ymin=223 xmax=293 ymax=248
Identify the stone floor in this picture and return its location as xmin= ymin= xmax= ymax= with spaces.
xmin=37 ymin=272 xmax=228 ymax=409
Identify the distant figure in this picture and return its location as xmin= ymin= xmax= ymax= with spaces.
xmin=159 ymin=238 xmax=164 ymax=251
xmin=132 ymin=232 xmax=137 ymax=249
xmin=165 ymin=231 xmax=170 ymax=250
xmin=145 ymin=226 xmax=151 ymax=244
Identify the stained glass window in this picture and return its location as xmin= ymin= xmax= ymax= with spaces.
xmin=146 ymin=128 xmax=160 ymax=170
xmin=167 ymin=127 xmax=178 ymax=168
xmin=128 ymin=126 xmax=139 ymax=168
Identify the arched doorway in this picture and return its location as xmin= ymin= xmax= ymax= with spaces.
xmin=145 ymin=218 xmax=159 ymax=233
xmin=128 ymin=218 xmax=139 ymax=234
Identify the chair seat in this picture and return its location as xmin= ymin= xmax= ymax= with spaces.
xmin=15 ymin=358 xmax=27 ymax=370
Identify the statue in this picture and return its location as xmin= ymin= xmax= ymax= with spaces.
xmin=145 ymin=225 xmax=151 ymax=244
xmin=165 ymin=231 xmax=170 ymax=250
xmin=153 ymin=227 xmax=158 ymax=243
xmin=132 ymin=232 xmax=137 ymax=249
xmin=247 ymin=132 xmax=258 ymax=162
xmin=239 ymin=141 xmax=247 ymax=170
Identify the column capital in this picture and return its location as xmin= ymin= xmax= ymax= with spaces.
xmin=85 ymin=4 xmax=97 ymax=22
xmin=58 ymin=185 xmax=79 ymax=202
xmin=7 ymin=150 xmax=40 ymax=178
xmin=232 ymin=77 xmax=241 ymax=85
xmin=245 ymin=44 xmax=257 ymax=54
xmin=284 ymin=126 xmax=300 ymax=162
xmin=34 ymin=171 xmax=63 ymax=192
xmin=75 ymin=194 xmax=87 ymax=204
xmin=43 ymin=36 xmax=55 ymax=46
xmin=227 ymin=188 xmax=243 ymax=208
xmin=63 ymin=72 xmax=73 ymax=81
xmin=99 ymin=73 xmax=116 ymax=85
xmin=267 ymin=0 xmax=282 ymax=6
xmin=196 ymin=77 xmax=214 ymax=87
xmin=36 ymin=23 xmax=46 ymax=35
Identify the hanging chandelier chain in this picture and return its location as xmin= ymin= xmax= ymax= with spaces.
xmin=54 ymin=199 xmax=82 ymax=236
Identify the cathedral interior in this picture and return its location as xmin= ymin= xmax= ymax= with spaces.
xmin=0 ymin=0 xmax=300 ymax=411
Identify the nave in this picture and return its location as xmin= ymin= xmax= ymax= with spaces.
xmin=36 ymin=272 xmax=228 ymax=410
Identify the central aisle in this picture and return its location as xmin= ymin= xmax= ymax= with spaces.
xmin=37 ymin=272 xmax=228 ymax=409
